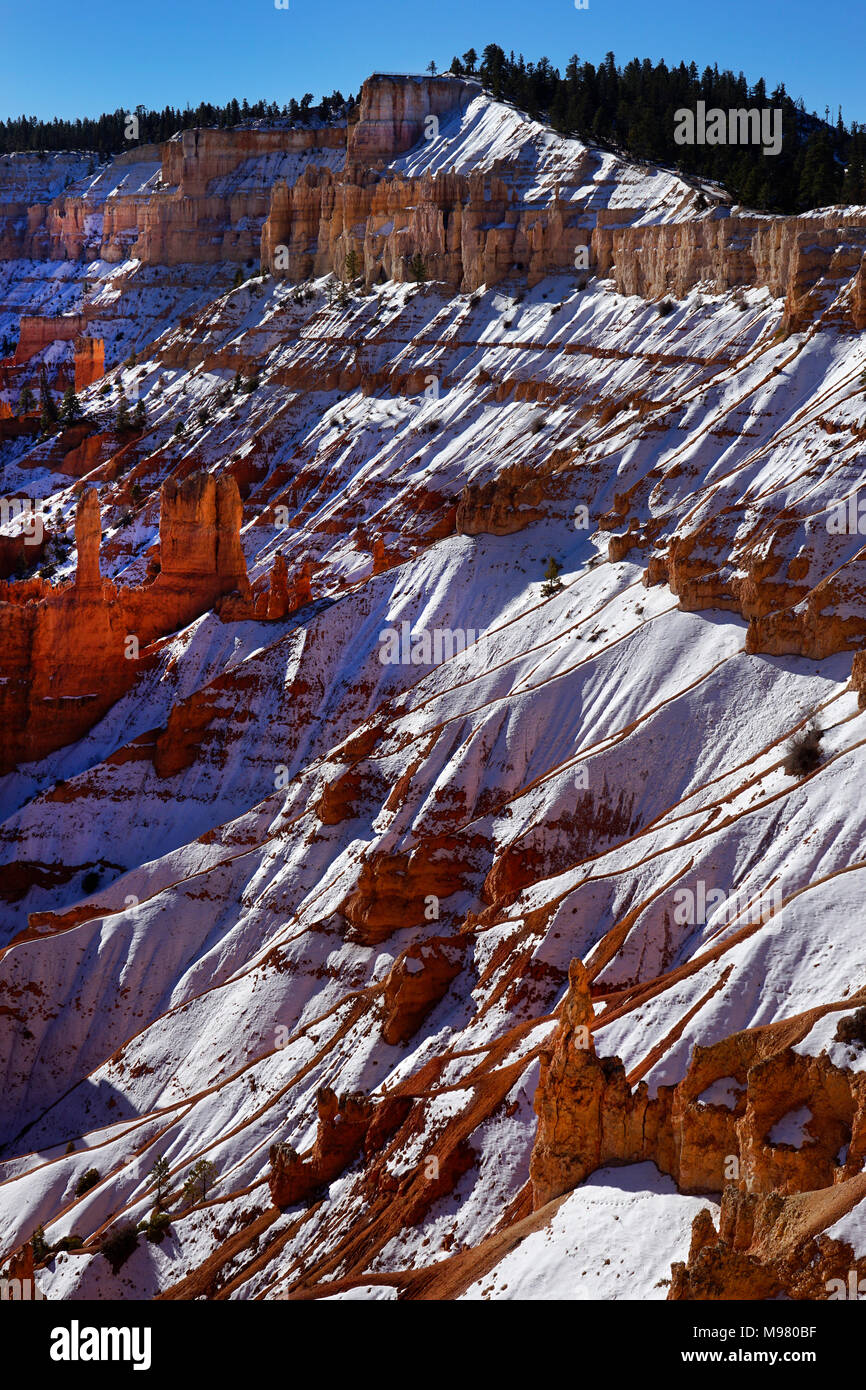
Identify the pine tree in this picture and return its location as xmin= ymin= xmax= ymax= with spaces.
xmin=115 ymin=395 xmax=131 ymax=433
xmin=132 ymin=399 xmax=146 ymax=431
xmin=184 ymin=1157 xmax=218 ymax=1203
xmin=39 ymin=367 xmax=58 ymax=433
xmin=30 ymin=1224 xmax=50 ymax=1263
xmin=17 ymin=384 xmax=36 ymax=415
xmin=344 ymin=247 xmax=361 ymax=282
xmin=796 ymin=130 xmax=840 ymax=210
xmin=541 ymin=556 xmax=563 ymax=596
xmin=149 ymin=1156 xmax=171 ymax=1207
xmin=408 ymin=253 xmax=428 ymax=283
xmin=58 ymin=385 xmax=82 ymax=426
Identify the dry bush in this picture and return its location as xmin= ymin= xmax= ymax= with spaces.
xmin=783 ymin=722 xmax=823 ymax=777
xmin=835 ymin=1008 xmax=866 ymax=1047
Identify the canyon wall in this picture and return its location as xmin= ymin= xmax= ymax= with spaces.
xmin=594 ymin=212 xmax=866 ymax=330
xmin=531 ymin=958 xmax=866 ymax=1299
xmin=0 ymin=473 xmax=250 ymax=773
xmin=346 ymin=74 xmax=480 ymax=164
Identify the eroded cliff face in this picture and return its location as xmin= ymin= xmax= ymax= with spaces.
xmin=0 ymin=473 xmax=249 ymax=773
xmin=5 ymin=74 xmax=866 ymax=391
xmin=346 ymin=75 xmax=481 ymax=164
xmin=2 ymin=74 xmax=866 ymax=1305
xmin=531 ymin=958 xmax=866 ymax=1203
xmin=595 ymin=213 xmax=866 ymax=332
xmin=669 ymin=1180 xmax=866 ymax=1300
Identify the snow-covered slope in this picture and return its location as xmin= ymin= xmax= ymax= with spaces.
xmin=1 ymin=77 xmax=866 ymax=1302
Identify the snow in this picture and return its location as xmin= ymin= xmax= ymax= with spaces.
xmin=460 ymin=1164 xmax=715 ymax=1300
xmin=768 ymin=1106 xmax=813 ymax=1149
xmin=1 ymin=84 xmax=865 ymax=1300
xmin=698 ymin=1076 xmax=745 ymax=1109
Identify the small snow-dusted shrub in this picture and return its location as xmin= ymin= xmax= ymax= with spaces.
xmin=53 ymin=1234 xmax=84 ymax=1253
xmin=139 ymin=1210 xmax=171 ymax=1245
xmin=835 ymin=1008 xmax=866 ymax=1047
xmin=74 ymin=1168 xmax=100 ymax=1198
xmin=783 ymin=722 xmax=823 ymax=777
xmin=100 ymin=1223 xmax=139 ymax=1275
xmin=657 ymin=298 xmax=675 ymax=317
xmin=30 ymin=1225 xmax=49 ymax=1263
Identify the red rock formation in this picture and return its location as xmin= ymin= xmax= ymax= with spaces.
xmin=265 ymin=552 xmax=313 ymax=619
xmin=269 ymin=1087 xmax=374 ymax=1208
xmin=13 ymin=314 xmax=86 ymax=364
xmin=0 ymin=473 xmax=251 ymax=773
xmin=594 ymin=212 xmax=866 ymax=331
xmin=265 ymin=552 xmax=291 ymax=619
xmin=380 ymin=936 xmax=468 ymax=1045
xmin=669 ymin=1181 xmax=866 ymax=1300
xmin=73 ymin=335 xmax=104 ymax=389
xmin=60 ymin=430 xmax=113 ymax=479
xmin=134 ymin=471 xmax=251 ymax=644
xmin=346 ymin=75 xmax=479 ymax=164
xmin=0 ymin=529 xmax=47 ymax=579
xmin=314 ymin=762 xmax=389 ymax=825
xmin=646 ymin=510 xmax=866 ymax=664
xmin=745 ymin=560 xmax=866 ymax=659
xmin=483 ymin=790 xmax=639 ymax=907
xmin=851 ymin=650 xmax=866 ymax=708
xmin=530 ymin=956 xmax=866 ymax=1211
xmin=456 ymin=464 xmax=549 ymax=537
xmin=340 ymin=842 xmax=474 ymax=945
xmin=74 ymin=486 xmax=101 ymax=590
xmin=261 ymin=163 xmax=590 ymax=294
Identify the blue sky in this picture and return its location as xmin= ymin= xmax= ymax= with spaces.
xmin=2 ymin=0 xmax=864 ymax=125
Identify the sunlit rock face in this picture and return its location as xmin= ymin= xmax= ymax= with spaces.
xmin=1 ymin=73 xmax=866 ymax=1303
